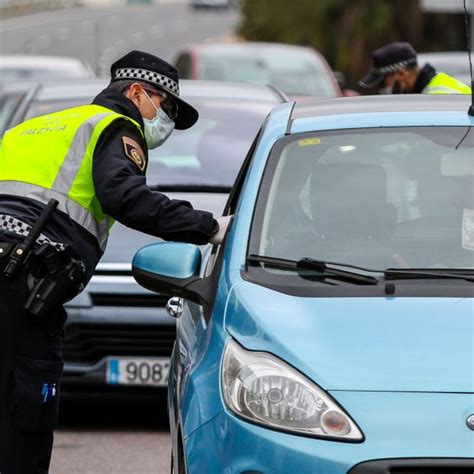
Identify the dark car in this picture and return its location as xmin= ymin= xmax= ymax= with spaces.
xmin=0 ymin=78 xmax=285 ymax=396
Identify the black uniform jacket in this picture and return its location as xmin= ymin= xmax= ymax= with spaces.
xmin=413 ymin=63 xmax=437 ymax=93
xmin=0 ymin=88 xmax=217 ymax=282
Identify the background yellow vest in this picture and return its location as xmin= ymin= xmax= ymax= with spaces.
xmin=0 ymin=104 xmax=142 ymax=250
xmin=423 ymin=72 xmax=472 ymax=94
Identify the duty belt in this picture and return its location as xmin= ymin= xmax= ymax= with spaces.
xmin=0 ymin=214 xmax=66 ymax=252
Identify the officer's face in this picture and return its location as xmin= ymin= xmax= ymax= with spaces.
xmin=383 ymin=72 xmax=404 ymax=93
xmin=126 ymin=83 xmax=165 ymax=120
xmin=383 ymin=68 xmax=415 ymax=94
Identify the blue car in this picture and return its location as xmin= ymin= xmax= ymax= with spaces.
xmin=132 ymin=94 xmax=474 ymax=473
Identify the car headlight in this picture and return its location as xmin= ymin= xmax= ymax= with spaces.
xmin=221 ymin=339 xmax=363 ymax=441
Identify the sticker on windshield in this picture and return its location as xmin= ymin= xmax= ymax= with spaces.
xmin=298 ymin=138 xmax=320 ymax=147
xmin=462 ymin=209 xmax=474 ymax=251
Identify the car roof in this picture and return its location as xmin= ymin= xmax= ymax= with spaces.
xmin=0 ymin=55 xmax=88 ymax=68
xmin=291 ymin=94 xmax=473 ymax=119
xmin=12 ymin=78 xmax=286 ymax=103
xmin=287 ymin=95 xmax=474 ymax=134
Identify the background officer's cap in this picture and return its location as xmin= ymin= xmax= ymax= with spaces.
xmin=359 ymin=42 xmax=418 ymax=89
xmin=111 ymin=50 xmax=198 ymax=130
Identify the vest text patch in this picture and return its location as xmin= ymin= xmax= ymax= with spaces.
xmin=122 ymin=136 xmax=146 ymax=172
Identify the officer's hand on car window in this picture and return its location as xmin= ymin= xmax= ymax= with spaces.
xmin=210 ymin=215 xmax=233 ymax=245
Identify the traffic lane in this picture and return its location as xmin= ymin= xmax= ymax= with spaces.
xmin=51 ymin=397 xmax=171 ymax=473
xmin=0 ymin=3 xmax=240 ymax=75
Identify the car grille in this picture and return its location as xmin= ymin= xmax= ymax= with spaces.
xmin=63 ymin=323 xmax=176 ymax=363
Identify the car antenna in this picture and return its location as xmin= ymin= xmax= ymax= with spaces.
xmin=464 ymin=0 xmax=474 ymax=115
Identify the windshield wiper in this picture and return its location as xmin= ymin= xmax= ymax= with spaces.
xmin=385 ymin=268 xmax=474 ymax=282
xmin=247 ymin=255 xmax=379 ymax=285
xmin=151 ymin=184 xmax=231 ymax=193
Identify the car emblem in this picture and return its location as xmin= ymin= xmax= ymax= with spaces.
xmin=466 ymin=414 xmax=474 ymax=431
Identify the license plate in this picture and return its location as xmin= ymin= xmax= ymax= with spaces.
xmin=106 ymin=358 xmax=170 ymax=387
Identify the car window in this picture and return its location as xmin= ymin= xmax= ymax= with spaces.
xmin=250 ymin=126 xmax=474 ymax=271
xmin=0 ymin=92 xmax=27 ymax=135
xmin=148 ymin=100 xmax=274 ymax=187
xmin=24 ymin=99 xmax=89 ymax=119
xmin=199 ymin=49 xmax=336 ymax=98
xmin=202 ymin=125 xmax=265 ymax=280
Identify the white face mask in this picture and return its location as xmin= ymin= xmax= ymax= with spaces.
xmin=142 ymin=90 xmax=175 ymax=149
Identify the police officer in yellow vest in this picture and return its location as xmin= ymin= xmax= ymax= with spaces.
xmin=0 ymin=51 xmax=230 ymax=473
xmin=359 ymin=41 xmax=471 ymax=94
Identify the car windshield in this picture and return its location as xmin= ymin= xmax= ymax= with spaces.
xmin=200 ymin=50 xmax=336 ymax=98
xmin=250 ymin=127 xmax=474 ymax=272
xmin=147 ymin=99 xmax=272 ymax=187
xmin=0 ymin=92 xmax=26 ymax=135
xmin=25 ymin=97 xmax=274 ymax=187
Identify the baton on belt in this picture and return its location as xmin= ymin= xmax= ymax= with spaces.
xmin=3 ymin=198 xmax=59 ymax=279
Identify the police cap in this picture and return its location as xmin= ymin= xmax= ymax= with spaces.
xmin=359 ymin=42 xmax=418 ymax=89
xmin=111 ymin=50 xmax=198 ymax=130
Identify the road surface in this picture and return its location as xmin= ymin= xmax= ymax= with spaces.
xmin=0 ymin=2 xmax=240 ymax=75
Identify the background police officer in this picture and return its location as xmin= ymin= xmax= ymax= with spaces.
xmin=359 ymin=41 xmax=472 ymax=94
xmin=0 ymin=50 xmax=230 ymax=473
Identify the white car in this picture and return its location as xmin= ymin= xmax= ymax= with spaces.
xmin=0 ymin=55 xmax=94 ymax=82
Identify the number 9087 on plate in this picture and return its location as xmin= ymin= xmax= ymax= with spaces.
xmin=107 ymin=358 xmax=171 ymax=387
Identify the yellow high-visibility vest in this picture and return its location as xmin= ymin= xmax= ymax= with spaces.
xmin=423 ymin=72 xmax=471 ymax=94
xmin=0 ymin=104 xmax=143 ymax=250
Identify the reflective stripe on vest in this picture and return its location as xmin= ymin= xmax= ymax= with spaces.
xmin=422 ymin=72 xmax=472 ymax=94
xmin=0 ymin=180 xmax=111 ymax=249
xmin=0 ymin=104 xmax=143 ymax=250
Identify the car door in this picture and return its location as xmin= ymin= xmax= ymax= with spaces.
xmin=171 ymin=126 xmax=264 ymax=412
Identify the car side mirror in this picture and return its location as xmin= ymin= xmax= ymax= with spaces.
xmin=132 ymin=242 xmax=211 ymax=308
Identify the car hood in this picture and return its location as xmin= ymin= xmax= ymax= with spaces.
xmin=224 ymin=281 xmax=474 ymax=393
xmin=67 ymin=192 xmax=227 ymax=307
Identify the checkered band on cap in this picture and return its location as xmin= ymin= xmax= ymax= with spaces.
xmin=375 ymin=58 xmax=417 ymax=75
xmin=114 ymin=68 xmax=180 ymax=95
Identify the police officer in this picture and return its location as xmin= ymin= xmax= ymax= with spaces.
xmin=359 ymin=41 xmax=472 ymax=94
xmin=0 ymin=50 xmax=230 ymax=473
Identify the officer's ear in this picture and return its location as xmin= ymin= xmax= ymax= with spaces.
xmin=125 ymin=83 xmax=143 ymax=108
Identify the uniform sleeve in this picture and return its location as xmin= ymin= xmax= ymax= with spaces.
xmin=92 ymin=119 xmax=217 ymax=245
